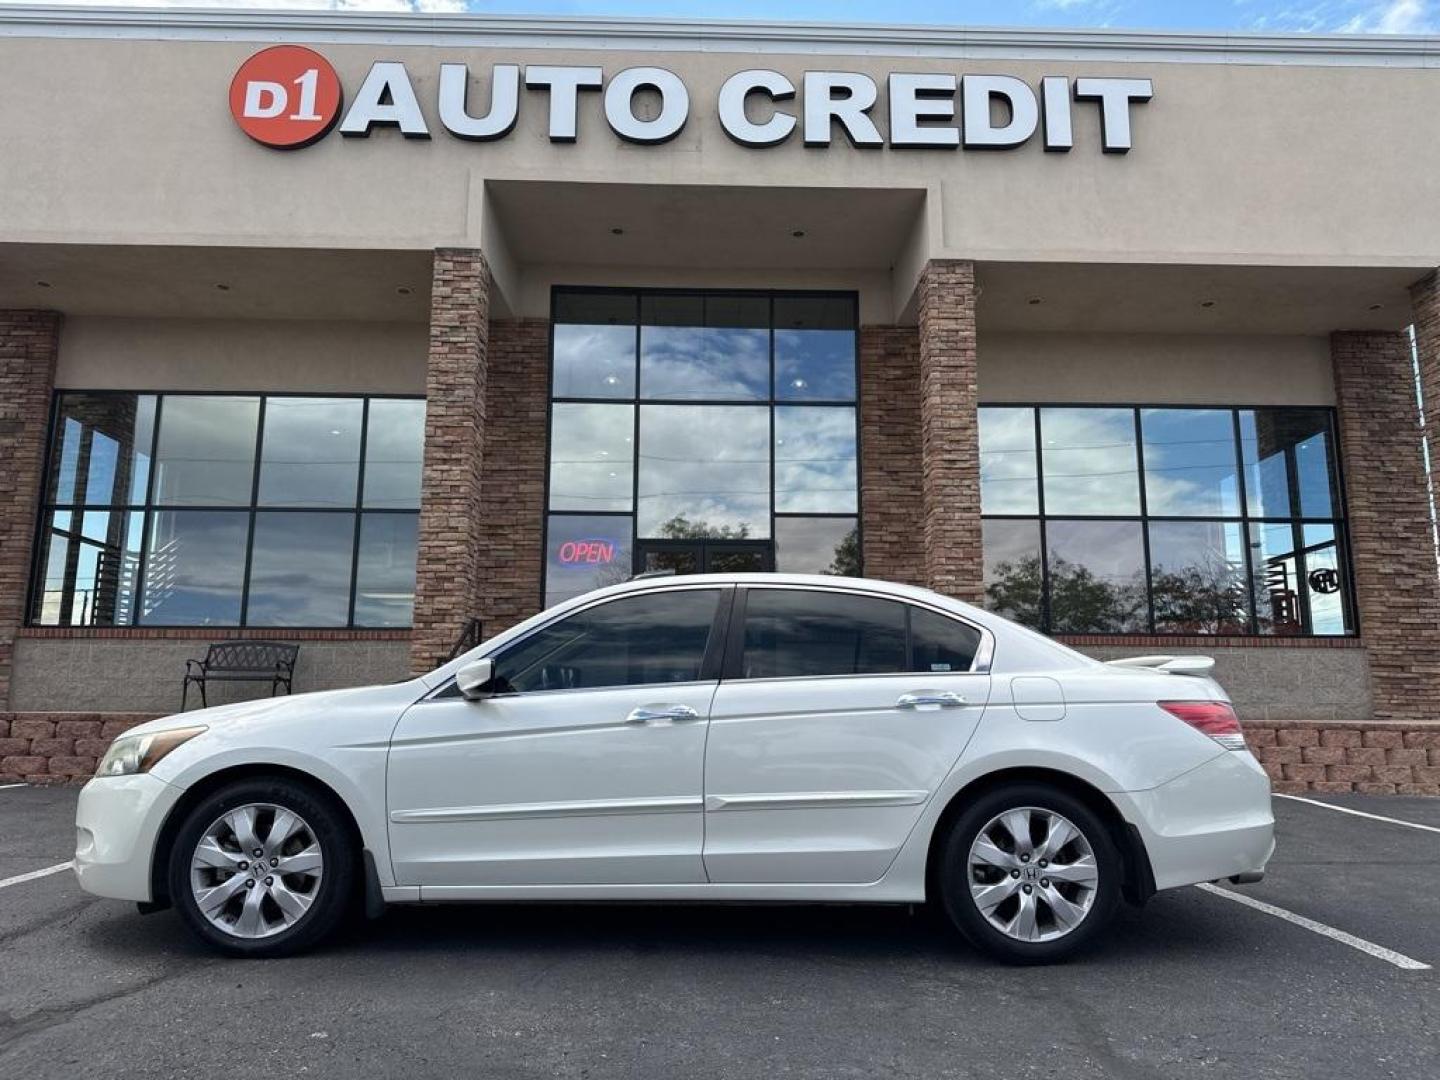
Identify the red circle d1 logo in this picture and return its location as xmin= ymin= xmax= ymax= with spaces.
xmin=229 ymin=45 xmax=342 ymax=149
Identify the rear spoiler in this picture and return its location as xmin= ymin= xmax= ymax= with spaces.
xmin=1105 ymin=655 xmax=1216 ymax=677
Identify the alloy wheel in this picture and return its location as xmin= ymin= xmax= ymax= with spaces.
xmin=189 ymin=802 xmax=325 ymax=940
xmin=967 ymin=806 xmax=1099 ymax=943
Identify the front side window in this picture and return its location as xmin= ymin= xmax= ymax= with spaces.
xmin=493 ymin=589 xmax=720 ymax=693
xmin=979 ymin=404 xmax=1352 ymax=637
xmin=32 ymin=392 xmax=425 ymax=628
xmin=545 ymin=289 xmax=860 ymax=606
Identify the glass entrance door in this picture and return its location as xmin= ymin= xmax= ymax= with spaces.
xmin=637 ymin=540 xmax=773 ymax=577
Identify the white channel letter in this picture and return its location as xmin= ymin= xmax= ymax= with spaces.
xmin=888 ymin=72 xmax=959 ymax=149
xmin=1074 ymin=77 xmax=1153 ymax=153
xmin=717 ymin=69 xmax=797 ymax=147
xmin=438 ymin=64 xmax=520 ymax=141
xmin=524 ymin=66 xmax=604 ymax=143
xmin=604 ymin=67 xmax=689 ymax=145
xmin=338 ymin=61 xmax=430 ymax=139
xmin=802 ymin=72 xmax=883 ymax=149
xmin=962 ymin=75 xmax=1039 ymax=149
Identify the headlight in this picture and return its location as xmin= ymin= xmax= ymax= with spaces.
xmin=95 ymin=726 xmax=207 ymax=778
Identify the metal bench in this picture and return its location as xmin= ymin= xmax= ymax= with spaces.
xmin=182 ymin=641 xmax=299 ymax=711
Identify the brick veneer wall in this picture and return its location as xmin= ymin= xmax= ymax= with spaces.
xmin=916 ymin=261 xmax=983 ymax=604
xmin=1411 ymin=270 xmax=1440 ymax=481
xmin=0 ymin=311 xmax=60 ymax=711
xmin=859 ymin=326 xmax=925 ymax=586
xmin=410 ymin=250 xmax=491 ymax=674
xmin=478 ymin=318 xmax=549 ymax=636
xmin=1245 ymin=722 xmax=1440 ymax=795
xmin=1330 ymin=331 xmax=1440 ymax=722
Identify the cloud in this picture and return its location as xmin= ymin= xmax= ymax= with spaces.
xmin=1246 ymin=0 xmax=1435 ymax=33
xmin=1338 ymin=0 xmax=1431 ymax=31
xmin=1 ymin=0 xmax=470 ymax=10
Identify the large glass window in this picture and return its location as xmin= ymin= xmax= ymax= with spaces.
xmin=547 ymin=289 xmax=860 ymax=606
xmin=32 ymin=392 xmax=425 ymax=628
xmin=979 ymin=404 xmax=1352 ymax=637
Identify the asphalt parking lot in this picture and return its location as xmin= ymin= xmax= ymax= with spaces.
xmin=1 ymin=785 xmax=1436 ymax=1080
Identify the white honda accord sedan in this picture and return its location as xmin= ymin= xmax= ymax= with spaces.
xmin=73 ymin=573 xmax=1273 ymax=963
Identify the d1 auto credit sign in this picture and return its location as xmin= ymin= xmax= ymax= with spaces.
xmin=230 ymin=45 xmax=1152 ymax=153
xmin=229 ymin=45 xmax=343 ymax=149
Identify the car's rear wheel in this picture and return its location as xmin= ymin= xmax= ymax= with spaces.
xmin=937 ymin=783 xmax=1122 ymax=964
xmin=167 ymin=776 xmax=356 ymax=957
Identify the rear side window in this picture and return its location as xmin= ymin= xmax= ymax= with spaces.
xmin=909 ymin=606 xmax=981 ymax=673
xmin=495 ymin=589 xmax=720 ymax=692
xmin=740 ymin=590 xmax=907 ymax=678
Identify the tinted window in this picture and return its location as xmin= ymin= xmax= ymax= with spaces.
xmin=740 ymin=589 xmax=905 ymax=679
xmin=496 ymin=589 xmax=720 ymax=693
xmin=909 ymin=607 xmax=981 ymax=673
xmin=257 ymin=397 xmax=362 ymax=508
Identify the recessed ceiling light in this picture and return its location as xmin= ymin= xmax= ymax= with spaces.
xmin=611 ymin=227 xmax=625 ymax=236
xmin=603 ymin=374 xmax=620 ymax=386
xmin=35 ymin=280 xmax=52 ymax=289
xmin=215 ymin=283 xmax=231 ymax=291
xmin=792 ymin=230 xmax=806 ymax=238
xmin=791 ymin=378 xmax=808 ymax=390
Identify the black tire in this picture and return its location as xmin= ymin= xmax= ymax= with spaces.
xmin=936 ymin=783 xmax=1122 ymax=965
xmin=167 ymin=776 xmax=357 ymax=958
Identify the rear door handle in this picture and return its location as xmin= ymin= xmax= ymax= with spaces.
xmin=896 ymin=691 xmax=967 ymax=710
xmin=626 ymin=704 xmax=701 ymax=724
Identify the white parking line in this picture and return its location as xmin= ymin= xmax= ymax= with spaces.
xmin=0 ymin=861 xmax=74 ymax=890
xmin=1196 ymin=882 xmax=1431 ymax=971
xmin=0 ymin=783 xmax=27 ymax=792
xmin=1274 ymin=792 xmax=1440 ymax=835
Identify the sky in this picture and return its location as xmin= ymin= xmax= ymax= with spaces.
xmin=2 ymin=0 xmax=1435 ymax=36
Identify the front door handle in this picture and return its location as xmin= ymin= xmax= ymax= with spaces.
xmin=896 ymin=691 xmax=967 ymax=710
xmin=626 ymin=703 xmax=701 ymax=724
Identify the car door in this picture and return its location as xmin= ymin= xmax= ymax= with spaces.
xmin=387 ymin=585 xmax=730 ymax=887
xmin=703 ymin=586 xmax=992 ymax=884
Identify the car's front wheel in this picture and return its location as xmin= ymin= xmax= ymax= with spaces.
xmin=167 ymin=776 xmax=356 ymax=957
xmin=937 ymin=783 xmax=1122 ymax=964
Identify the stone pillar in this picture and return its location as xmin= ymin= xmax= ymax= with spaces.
xmin=1412 ymin=270 xmax=1440 ymax=493
xmin=410 ymin=250 xmax=491 ymax=674
xmin=859 ymin=326 xmax=925 ymax=586
xmin=1331 ymin=330 xmax=1440 ymax=723
xmin=0 ymin=312 xmax=60 ymax=708
xmin=479 ymin=318 xmax=550 ymax=636
xmin=916 ymin=260 xmax=983 ymax=605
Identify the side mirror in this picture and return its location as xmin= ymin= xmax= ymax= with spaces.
xmin=456 ymin=657 xmax=497 ymax=701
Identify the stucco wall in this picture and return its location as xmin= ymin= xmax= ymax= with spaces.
xmin=9 ymin=638 xmax=413 ymax=713
xmin=1072 ymin=644 xmax=1373 ymax=724
xmin=57 ymin=316 xmax=428 ymax=394
xmin=978 ymin=332 xmax=1333 ymax=405
xmin=1 ymin=30 xmax=1438 ymax=272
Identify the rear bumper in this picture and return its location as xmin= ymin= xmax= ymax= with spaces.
xmin=1117 ymin=750 xmax=1275 ymax=892
xmin=73 ymin=773 xmax=183 ymax=903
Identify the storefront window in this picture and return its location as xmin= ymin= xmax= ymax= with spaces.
xmin=32 ymin=392 xmax=424 ymax=628
xmin=980 ymin=404 xmax=1353 ymax=636
xmin=547 ymin=289 xmax=859 ymax=605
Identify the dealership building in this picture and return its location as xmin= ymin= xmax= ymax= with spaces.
xmin=2 ymin=5 xmax=1440 ymax=791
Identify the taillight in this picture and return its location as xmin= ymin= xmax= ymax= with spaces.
xmin=1160 ymin=700 xmax=1246 ymax=751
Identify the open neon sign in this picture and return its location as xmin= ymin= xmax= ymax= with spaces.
xmin=558 ymin=540 xmax=617 ymax=565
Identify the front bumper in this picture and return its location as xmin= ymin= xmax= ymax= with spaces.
xmin=1117 ymin=750 xmax=1275 ymax=892
xmin=73 ymin=773 xmax=183 ymax=902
